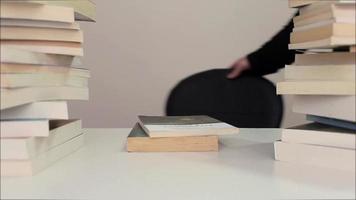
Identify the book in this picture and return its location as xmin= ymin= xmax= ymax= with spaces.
xmin=1 ymin=64 xmax=89 ymax=77
xmin=1 ymin=120 xmax=81 ymax=159
xmin=281 ymin=123 xmax=355 ymax=149
xmin=1 ymin=101 xmax=68 ymax=120
xmin=284 ymin=64 xmax=355 ymax=81
xmin=138 ymin=115 xmax=239 ymax=138
xmin=290 ymin=23 xmax=355 ymax=44
xmin=0 ymin=19 xmax=80 ymax=30
xmin=289 ymin=0 xmax=355 ymax=8
xmin=1 ymin=73 xmax=89 ymax=88
xmin=289 ymin=36 xmax=356 ymax=49
xmin=1 ymin=40 xmax=83 ymax=56
xmin=1 ymin=120 xmax=50 ymax=138
xmin=1 ymin=133 xmax=84 ymax=176
xmin=277 ymin=81 xmax=355 ymax=95
xmin=289 ymin=0 xmax=318 ymax=8
xmin=294 ymin=2 xmax=356 ymax=27
xmin=293 ymin=95 xmax=355 ymax=121
xmin=294 ymin=52 xmax=356 ymax=65
xmin=293 ymin=19 xmax=355 ymax=33
xmin=127 ymin=123 xmax=219 ymax=152
xmin=1 ymin=26 xmax=83 ymax=43
xmin=307 ymin=115 xmax=356 ymax=130
xmin=274 ymin=141 xmax=355 ymax=171
xmin=299 ymin=1 xmax=356 ymax=15
xmin=3 ymin=0 xmax=96 ymax=21
xmin=1 ymin=86 xmax=89 ymax=110
xmin=0 ymin=47 xmax=81 ymax=66
xmin=0 ymin=2 xmax=75 ymax=23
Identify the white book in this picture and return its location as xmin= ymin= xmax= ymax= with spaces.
xmin=1 ymin=120 xmax=81 ymax=159
xmin=289 ymin=37 xmax=356 ymax=49
xmin=1 ymin=26 xmax=83 ymax=43
xmin=293 ymin=95 xmax=355 ymax=121
xmin=138 ymin=115 xmax=239 ymax=138
xmin=299 ymin=1 xmax=356 ymax=16
xmin=293 ymin=19 xmax=356 ymax=32
xmin=294 ymin=52 xmax=356 ymax=66
xmin=0 ymin=86 xmax=89 ymax=110
xmin=1 ymin=63 xmax=89 ymax=77
xmin=1 ymin=73 xmax=89 ymax=88
xmin=0 ymin=19 xmax=80 ymax=30
xmin=284 ymin=64 xmax=355 ymax=81
xmin=1 ymin=134 xmax=84 ymax=176
xmin=277 ymin=81 xmax=355 ymax=95
xmin=281 ymin=123 xmax=356 ymax=149
xmin=1 ymin=120 xmax=50 ymax=138
xmin=1 ymin=101 xmax=68 ymax=120
xmin=274 ymin=141 xmax=355 ymax=171
xmin=1 ymin=41 xmax=83 ymax=56
xmin=0 ymin=2 xmax=75 ymax=23
xmin=294 ymin=3 xmax=356 ymax=27
xmin=0 ymin=46 xmax=81 ymax=66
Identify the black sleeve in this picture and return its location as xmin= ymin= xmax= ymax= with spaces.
xmin=246 ymin=16 xmax=297 ymax=76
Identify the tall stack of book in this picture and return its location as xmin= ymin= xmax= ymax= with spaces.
xmin=0 ymin=0 xmax=96 ymax=176
xmin=275 ymin=0 xmax=356 ymax=172
xmin=127 ymin=116 xmax=239 ymax=152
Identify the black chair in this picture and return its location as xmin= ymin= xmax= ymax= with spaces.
xmin=166 ymin=69 xmax=283 ymax=128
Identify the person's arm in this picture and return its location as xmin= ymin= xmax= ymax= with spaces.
xmin=247 ymin=17 xmax=296 ymax=75
xmin=227 ymin=15 xmax=297 ymax=78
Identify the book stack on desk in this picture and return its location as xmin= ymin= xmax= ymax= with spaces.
xmin=275 ymin=0 xmax=356 ymax=171
xmin=127 ymin=115 xmax=239 ymax=152
xmin=0 ymin=0 xmax=96 ymax=176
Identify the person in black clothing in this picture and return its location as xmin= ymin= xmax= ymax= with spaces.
xmin=227 ymin=18 xmax=296 ymax=78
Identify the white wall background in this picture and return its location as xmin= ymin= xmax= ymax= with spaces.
xmin=69 ymin=0 xmax=307 ymax=128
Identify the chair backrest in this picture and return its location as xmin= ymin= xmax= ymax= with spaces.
xmin=166 ymin=69 xmax=283 ymax=128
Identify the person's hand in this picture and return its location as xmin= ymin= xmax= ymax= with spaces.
xmin=227 ymin=57 xmax=251 ymax=79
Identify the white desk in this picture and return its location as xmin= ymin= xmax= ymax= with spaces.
xmin=1 ymin=129 xmax=355 ymax=200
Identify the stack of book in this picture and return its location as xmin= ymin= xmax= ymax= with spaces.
xmin=0 ymin=0 xmax=96 ymax=176
xmin=127 ymin=116 xmax=239 ymax=152
xmin=275 ymin=0 xmax=356 ymax=171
